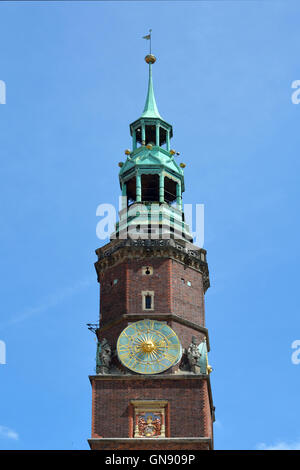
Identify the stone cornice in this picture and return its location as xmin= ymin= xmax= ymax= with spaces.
xmin=89 ymin=437 xmax=211 ymax=441
xmin=88 ymin=437 xmax=213 ymax=450
xmin=96 ymin=313 xmax=210 ymax=351
xmin=89 ymin=373 xmax=209 ymax=381
xmin=95 ymin=239 xmax=210 ymax=292
xmin=88 ymin=437 xmax=212 ymax=444
xmin=123 ymin=314 xmax=210 ymax=351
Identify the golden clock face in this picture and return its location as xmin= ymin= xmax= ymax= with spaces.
xmin=117 ymin=319 xmax=182 ymax=374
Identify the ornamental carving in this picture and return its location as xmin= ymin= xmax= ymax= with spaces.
xmin=137 ymin=413 xmax=162 ymax=437
xmin=96 ymin=338 xmax=112 ymax=374
xmin=187 ymin=336 xmax=202 ymax=374
xmin=95 ymin=238 xmax=210 ymax=292
xmin=131 ymin=400 xmax=167 ymax=438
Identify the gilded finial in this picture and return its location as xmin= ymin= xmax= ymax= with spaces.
xmin=141 ymin=29 xmax=162 ymax=119
xmin=145 ymin=54 xmax=156 ymax=64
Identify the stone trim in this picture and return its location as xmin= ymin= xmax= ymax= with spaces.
xmin=89 ymin=373 xmax=209 ymax=381
xmin=131 ymin=400 xmax=168 ymax=407
xmin=97 ymin=313 xmax=210 ymax=351
xmin=88 ymin=437 xmax=213 ymax=450
xmin=123 ymin=313 xmax=210 ymax=351
xmin=89 ymin=437 xmax=211 ymax=442
xmin=141 ymin=291 xmax=154 ymax=311
xmin=95 ymin=239 xmax=210 ymax=292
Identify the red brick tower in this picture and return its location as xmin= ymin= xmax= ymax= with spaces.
xmin=88 ymin=51 xmax=215 ymax=451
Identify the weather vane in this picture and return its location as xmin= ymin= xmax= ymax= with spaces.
xmin=143 ymin=29 xmax=152 ymax=55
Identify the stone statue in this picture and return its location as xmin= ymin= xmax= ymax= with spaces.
xmin=187 ymin=336 xmax=202 ymax=374
xmin=96 ymin=338 xmax=112 ymax=374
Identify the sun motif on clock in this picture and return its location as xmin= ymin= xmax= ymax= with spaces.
xmin=117 ymin=319 xmax=182 ymax=374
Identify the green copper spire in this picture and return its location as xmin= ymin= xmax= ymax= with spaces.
xmin=141 ymin=55 xmax=162 ymax=119
xmin=115 ymin=47 xmax=193 ymax=242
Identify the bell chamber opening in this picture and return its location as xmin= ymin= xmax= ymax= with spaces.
xmin=164 ymin=177 xmax=177 ymax=204
xmin=126 ymin=177 xmax=136 ymax=204
xmin=142 ymin=174 xmax=159 ymax=202
xmin=134 ymin=125 xmax=168 ymax=148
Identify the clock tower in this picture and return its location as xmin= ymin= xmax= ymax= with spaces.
xmin=88 ymin=52 xmax=215 ymax=451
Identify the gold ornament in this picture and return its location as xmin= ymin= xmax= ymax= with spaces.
xmin=141 ymin=339 xmax=155 ymax=353
xmin=145 ymin=54 xmax=156 ymax=64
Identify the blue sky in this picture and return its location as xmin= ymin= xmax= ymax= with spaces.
xmin=0 ymin=0 xmax=300 ymax=450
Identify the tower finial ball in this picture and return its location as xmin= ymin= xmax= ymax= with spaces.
xmin=145 ymin=54 xmax=156 ymax=64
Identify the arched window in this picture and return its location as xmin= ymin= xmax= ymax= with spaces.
xmin=142 ymin=291 xmax=154 ymax=311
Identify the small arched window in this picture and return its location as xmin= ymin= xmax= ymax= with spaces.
xmin=145 ymin=295 xmax=152 ymax=309
xmin=142 ymin=291 xmax=154 ymax=311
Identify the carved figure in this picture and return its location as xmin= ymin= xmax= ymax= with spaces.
xmin=96 ymin=338 xmax=111 ymax=374
xmin=187 ymin=336 xmax=202 ymax=373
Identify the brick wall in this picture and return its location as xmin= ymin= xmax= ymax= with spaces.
xmin=99 ymin=257 xmax=205 ymax=327
xmin=170 ymin=260 xmax=205 ymax=326
xmin=127 ymin=258 xmax=172 ymax=313
xmin=99 ymin=263 xmax=127 ymax=327
xmin=93 ymin=252 xmax=213 ymax=450
xmin=91 ymin=377 xmax=212 ymax=440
